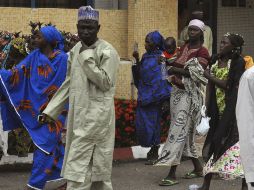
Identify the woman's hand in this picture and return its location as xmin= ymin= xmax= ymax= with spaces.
xmin=204 ymin=69 xmax=211 ymax=79
xmin=158 ymin=56 xmax=166 ymax=65
xmin=167 ymin=66 xmax=175 ymax=75
xmin=132 ymin=51 xmax=140 ymax=63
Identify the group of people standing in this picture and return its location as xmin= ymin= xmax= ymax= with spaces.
xmin=0 ymin=6 xmax=120 ymax=190
xmin=133 ymin=14 xmax=254 ymax=190
xmin=0 ymin=5 xmax=253 ymax=190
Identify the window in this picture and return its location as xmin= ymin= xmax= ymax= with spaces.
xmin=35 ymin=0 xmax=87 ymax=9
xmin=0 ymin=0 xmax=88 ymax=9
xmin=94 ymin=0 xmax=128 ymax=10
xmin=239 ymin=0 xmax=247 ymax=7
xmin=0 ymin=0 xmax=31 ymax=7
xmin=222 ymin=0 xmax=246 ymax=7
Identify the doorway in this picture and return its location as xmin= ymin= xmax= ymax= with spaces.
xmin=178 ymin=0 xmax=218 ymax=54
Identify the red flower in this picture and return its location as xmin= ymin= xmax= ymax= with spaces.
xmin=125 ymin=126 xmax=134 ymax=133
xmin=124 ymin=113 xmax=130 ymax=121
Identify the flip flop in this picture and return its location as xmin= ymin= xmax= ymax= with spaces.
xmin=184 ymin=171 xmax=203 ymax=179
xmin=159 ymin=178 xmax=179 ymax=186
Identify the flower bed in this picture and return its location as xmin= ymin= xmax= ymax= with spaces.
xmin=114 ymin=99 xmax=170 ymax=148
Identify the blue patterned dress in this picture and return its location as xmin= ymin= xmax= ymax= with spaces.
xmin=133 ymin=50 xmax=171 ymax=147
xmin=0 ymin=26 xmax=68 ymax=190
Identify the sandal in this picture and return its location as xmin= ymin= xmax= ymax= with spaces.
xmin=159 ymin=178 xmax=179 ymax=186
xmin=184 ymin=171 xmax=203 ymax=179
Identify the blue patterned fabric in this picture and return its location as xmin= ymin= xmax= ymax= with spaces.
xmin=0 ymin=27 xmax=68 ymax=189
xmin=0 ymin=49 xmax=67 ymax=153
xmin=134 ymin=31 xmax=171 ymax=147
xmin=137 ymin=50 xmax=171 ymax=106
xmin=78 ymin=6 xmax=99 ymax=21
xmin=136 ymin=103 xmax=161 ymax=147
xmin=28 ymin=145 xmax=64 ymax=190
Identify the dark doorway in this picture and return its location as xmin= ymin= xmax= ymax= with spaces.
xmin=0 ymin=0 xmax=88 ymax=9
xmin=178 ymin=0 xmax=218 ymax=54
xmin=35 ymin=0 xmax=87 ymax=9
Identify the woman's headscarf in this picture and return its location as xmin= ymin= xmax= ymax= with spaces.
xmin=188 ymin=19 xmax=205 ymax=32
xmin=40 ymin=26 xmax=64 ymax=51
xmin=146 ymin=31 xmax=165 ymax=51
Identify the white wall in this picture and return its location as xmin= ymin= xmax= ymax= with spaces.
xmin=217 ymin=0 xmax=254 ymax=56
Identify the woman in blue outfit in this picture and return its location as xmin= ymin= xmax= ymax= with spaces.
xmin=132 ymin=31 xmax=172 ymax=163
xmin=0 ymin=26 xmax=68 ymax=190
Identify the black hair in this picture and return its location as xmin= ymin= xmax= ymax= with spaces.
xmin=165 ymin=37 xmax=176 ymax=46
xmin=226 ymin=34 xmax=245 ymax=92
xmin=227 ymin=33 xmax=244 ymax=55
xmin=200 ymin=32 xmax=204 ymax=44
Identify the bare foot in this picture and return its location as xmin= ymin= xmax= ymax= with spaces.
xmin=166 ymin=171 xmax=176 ymax=180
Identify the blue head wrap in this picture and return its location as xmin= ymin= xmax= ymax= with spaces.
xmin=146 ymin=31 xmax=165 ymax=51
xmin=40 ymin=26 xmax=64 ymax=51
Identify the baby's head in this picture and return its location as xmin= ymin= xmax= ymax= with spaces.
xmin=164 ymin=37 xmax=176 ymax=54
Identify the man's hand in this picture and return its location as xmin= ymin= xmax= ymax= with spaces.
xmin=38 ymin=113 xmax=55 ymax=124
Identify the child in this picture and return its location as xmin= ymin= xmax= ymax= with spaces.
xmin=160 ymin=37 xmax=178 ymax=81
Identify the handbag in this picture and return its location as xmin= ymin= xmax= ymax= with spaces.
xmin=196 ymin=105 xmax=210 ymax=136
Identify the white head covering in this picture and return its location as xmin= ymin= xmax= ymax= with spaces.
xmin=188 ymin=19 xmax=205 ymax=32
xmin=78 ymin=6 xmax=99 ymax=22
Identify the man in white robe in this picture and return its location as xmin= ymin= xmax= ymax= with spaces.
xmin=236 ymin=66 xmax=254 ymax=190
xmin=40 ymin=6 xmax=120 ymax=190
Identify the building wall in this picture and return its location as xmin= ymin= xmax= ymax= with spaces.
xmin=115 ymin=61 xmax=135 ymax=100
xmin=0 ymin=2 xmax=178 ymax=100
xmin=217 ymin=0 xmax=254 ymax=56
xmin=126 ymin=0 xmax=178 ymax=100
xmin=128 ymin=0 xmax=178 ymax=57
xmin=0 ymin=7 xmax=128 ymax=58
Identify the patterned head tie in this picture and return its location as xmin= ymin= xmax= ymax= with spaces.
xmin=78 ymin=6 xmax=99 ymax=22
